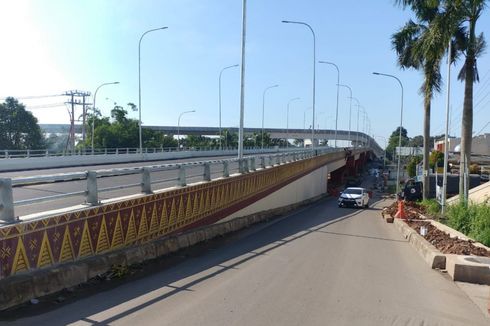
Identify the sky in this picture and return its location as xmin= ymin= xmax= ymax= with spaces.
xmin=0 ymin=0 xmax=489 ymax=147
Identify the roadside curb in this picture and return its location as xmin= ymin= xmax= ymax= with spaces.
xmin=393 ymin=218 xmax=446 ymax=269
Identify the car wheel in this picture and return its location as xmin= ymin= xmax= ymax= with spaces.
xmin=364 ymin=202 xmax=369 ymax=208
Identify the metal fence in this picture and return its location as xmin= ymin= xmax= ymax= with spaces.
xmin=0 ymin=149 xmax=339 ymax=223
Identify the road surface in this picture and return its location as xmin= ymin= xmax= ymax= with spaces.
xmin=2 ymin=193 xmax=488 ymax=325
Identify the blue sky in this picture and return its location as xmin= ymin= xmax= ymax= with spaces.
xmin=1 ymin=0 xmax=489 ymax=146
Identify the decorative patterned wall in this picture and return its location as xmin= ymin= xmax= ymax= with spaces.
xmin=0 ymin=153 xmax=341 ymax=280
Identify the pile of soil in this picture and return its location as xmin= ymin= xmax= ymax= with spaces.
xmin=406 ymin=220 xmax=490 ymax=257
xmin=382 ymin=201 xmax=426 ymax=219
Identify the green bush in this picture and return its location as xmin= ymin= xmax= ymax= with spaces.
xmin=447 ymin=202 xmax=490 ymax=246
xmin=420 ymin=199 xmax=440 ymax=217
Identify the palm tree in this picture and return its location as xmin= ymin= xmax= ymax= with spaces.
xmin=396 ymin=0 xmax=487 ymax=201
xmin=392 ymin=2 xmax=443 ymax=200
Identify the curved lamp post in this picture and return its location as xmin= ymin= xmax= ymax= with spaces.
xmin=338 ymin=84 xmax=352 ymax=147
xmin=138 ymin=26 xmax=168 ymax=154
xmin=92 ymin=81 xmax=119 ymax=154
xmin=177 ymin=110 xmax=196 ymax=150
xmin=282 ymin=20 xmax=316 ymax=151
xmin=286 ymin=97 xmax=300 ymax=148
xmin=373 ymin=72 xmax=404 ymax=195
xmin=319 ymin=61 xmax=340 ymax=148
xmin=261 ymin=84 xmax=279 ymax=149
xmin=219 ymin=64 xmax=239 ymax=150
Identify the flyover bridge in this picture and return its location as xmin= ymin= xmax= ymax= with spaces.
xmin=0 ymin=147 xmax=376 ymax=310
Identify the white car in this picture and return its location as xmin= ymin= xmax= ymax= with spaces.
xmin=338 ymin=187 xmax=370 ymax=208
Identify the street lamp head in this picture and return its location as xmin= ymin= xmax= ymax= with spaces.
xmin=281 ymin=20 xmax=291 ymax=23
xmin=113 ymin=82 xmax=120 ymax=84
xmin=159 ymin=26 xmax=169 ymax=30
xmin=372 ymin=72 xmax=380 ymax=75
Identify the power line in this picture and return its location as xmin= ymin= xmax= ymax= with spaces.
xmin=0 ymin=94 xmax=65 ymax=101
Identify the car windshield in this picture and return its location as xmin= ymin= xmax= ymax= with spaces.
xmin=344 ymin=189 xmax=362 ymax=195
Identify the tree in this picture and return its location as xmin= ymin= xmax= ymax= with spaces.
xmin=386 ymin=127 xmax=409 ymax=161
xmin=429 ymin=150 xmax=444 ymax=170
xmin=393 ymin=1 xmax=444 ymax=200
xmin=409 ymin=135 xmax=424 ymax=147
xmin=404 ymin=0 xmax=487 ymax=200
xmin=0 ymin=97 xmax=45 ymax=149
xmin=407 ymin=155 xmax=423 ymax=177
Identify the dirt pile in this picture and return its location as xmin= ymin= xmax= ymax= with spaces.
xmin=407 ymin=220 xmax=490 ymax=257
xmin=382 ymin=201 xmax=426 ymax=219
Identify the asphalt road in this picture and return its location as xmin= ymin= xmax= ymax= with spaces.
xmin=2 ymin=155 xmax=240 ymax=217
xmin=2 ymin=193 xmax=488 ymax=325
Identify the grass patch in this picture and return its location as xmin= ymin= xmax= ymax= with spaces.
xmin=419 ymin=199 xmax=440 ymax=217
xmin=447 ymin=201 xmax=490 ymax=247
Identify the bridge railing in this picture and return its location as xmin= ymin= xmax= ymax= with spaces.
xmin=0 ymin=149 xmax=344 ymax=223
xmin=0 ymin=146 xmax=305 ymax=159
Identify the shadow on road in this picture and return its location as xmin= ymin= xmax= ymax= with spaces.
xmin=3 ymin=186 xmax=391 ymax=325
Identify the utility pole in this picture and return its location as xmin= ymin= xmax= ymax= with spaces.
xmin=64 ymin=90 xmax=91 ymax=154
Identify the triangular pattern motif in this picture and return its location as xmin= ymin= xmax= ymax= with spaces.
xmin=125 ymin=209 xmax=137 ymax=245
xmin=169 ymin=198 xmax=177 ymax=227
xmin=159 ymin=201 xmax=168 ymax=231
xmin=59 ymin=226 xmax=75 ymax=263
xmin=78 ymin=221 xmax=93 ymax=258
xmin=137 ymin=205 xmax=149 ymax=239
xmin=111 ymin=212 xmax=124 ymax=249
xmin=11 ymin=238 xmax=29 ymax=274
xmin=177 ymin=196 xmax=185 ymax=224
xmin=148 ymin=203 xmax=159 ymax=235
xmin=192 ymin=192 xmax=200 ymax=219
xmin=96 ymin=216 xmax=110 ymax=254
xmin=185 ymin=194 xmax=193 ymax=222
xmin=37 ymin=231 xmax=54 ymax=268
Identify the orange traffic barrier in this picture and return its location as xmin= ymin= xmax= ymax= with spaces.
xmin=394 ymin=199 xmax=407 ymax=219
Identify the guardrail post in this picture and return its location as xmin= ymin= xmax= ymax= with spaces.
xmin=86 ymin=171 xmax=99 ymax=205
xmin=244 ymin=159 xmax=249 ymax=173
xmin=0 ymin=178 xmax=15 ymax=223
xmin=104 ymin=148 xmax=107 ymax=155
xmin=260 ymin=157 xmax=265 ymax=169
xmin=203 ymin=163 xmax=211 ymax=181
xmin=141 ymin=167 xmax=152 ymax=194
xmin=223 ymin=161 xmax=229 ymax=177
xmin=268 ymin=155 xmax=274 ymax=167
xmin=26 ymin=149 xmax=30 ymax=158
xmin=4 ymin=150 xmax=8 ymax=159
xmin=276 ymin=155 xmax=281 ymax=165
xmin=115 ymin=148 xmax=119 ymax=155
xmin=178 ymin=166 xmax=187 ymax=187
xmin=45 ymin=149 xmax=49 ymax=157
xmin=250 ymin=157 xmax=256 ymax=171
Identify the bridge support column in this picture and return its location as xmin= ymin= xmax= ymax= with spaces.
xmin=0 ymin=178 xmax=15 ymax=223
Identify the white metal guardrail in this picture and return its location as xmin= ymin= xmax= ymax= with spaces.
xmin=0 ymin=148 xmax=344 ymax=223
xmin=0 ymin=146 xmax=277 ymax=159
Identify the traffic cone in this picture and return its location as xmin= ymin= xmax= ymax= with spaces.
xmin=394 ymin=199 xmax=407 ymax=219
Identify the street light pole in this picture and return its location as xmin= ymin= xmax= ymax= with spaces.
xmin=286 ymin=97 xmax=300 ymax=148
xmin=338 ymin=84 xmax=352 ymax=147
xmin=177 ymin=110 xmax=196 ymax=151
xmin=261 ymin=84 xmax=279 ymax=150
xmin=373 ymin=72 xmax=404 ymax=195
xmin=92 ymin=81 xmax=119 ymax=154
xmin=219 ymin=64 xmax=239 ymax=150
xmin=138 ymin=26 xmax=168 ymax=154
xmin=282 ymin=20 xmax=316 ymax=151
xmin=304 ymin=107 xmax=312 ymax=147
xmin=238 ymin=0 xmax=247 ymax=160
xmin=319 ymin=61 xmax=340 ymax=148
xmin=442 ymin=40 xmax=452 ymax=215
